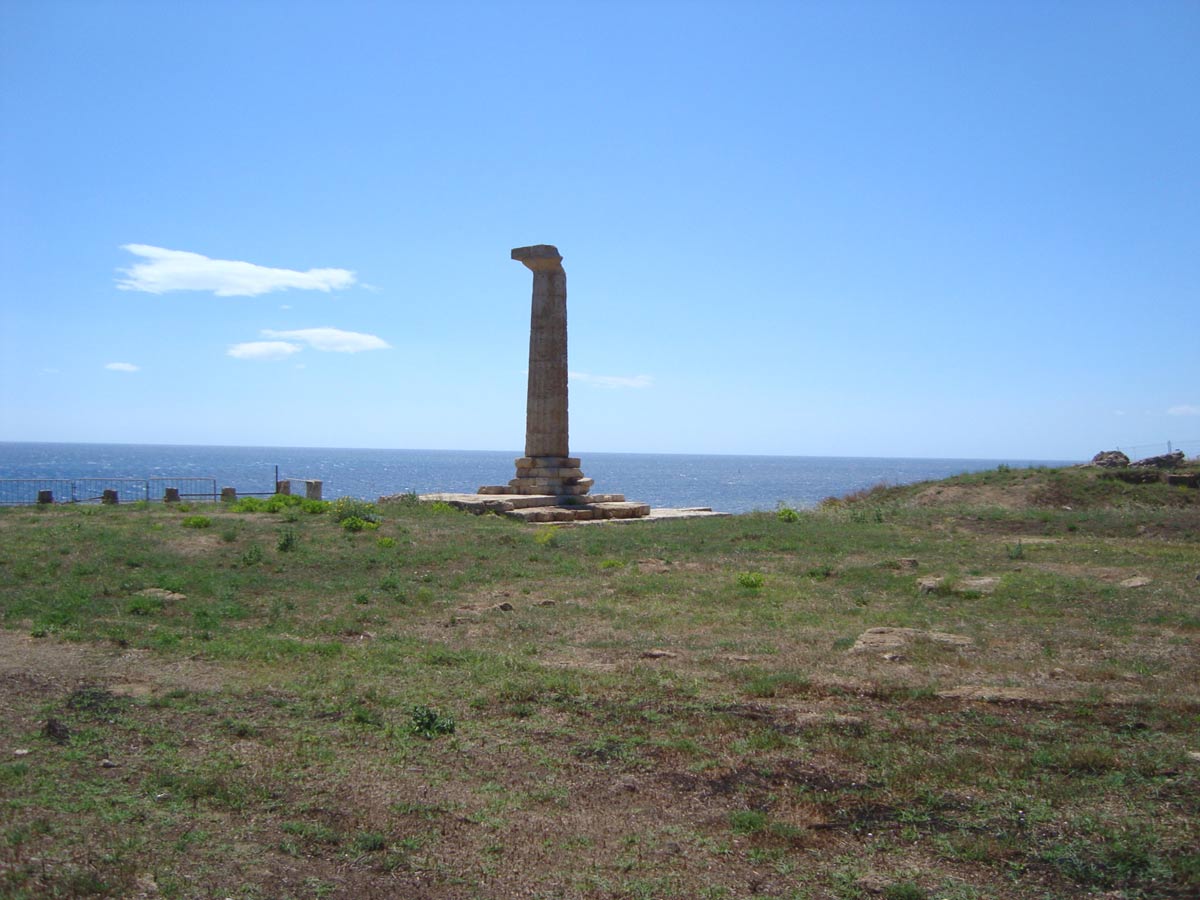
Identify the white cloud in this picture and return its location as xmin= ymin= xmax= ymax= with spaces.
xmin=117 ymin=244 xmax=356 ymax=297
xmin=261 ymin=327 xmax=390 ymax=353
xmin=104 ymin=362 xmax=140 ymax=372
xmin=569 ymin=371 xmax=653 ymax=389
xmin=227 ymin=341 xmax=302 ymax=361
xmin=1167 ymin=404 xmax=1200 ymax=417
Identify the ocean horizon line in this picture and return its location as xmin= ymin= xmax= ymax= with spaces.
xmin=0 ymin=440 xmax=1081 ymax=467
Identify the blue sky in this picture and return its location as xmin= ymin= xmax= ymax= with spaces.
xmin=2 ymin=0 xmax=1197 ymax=461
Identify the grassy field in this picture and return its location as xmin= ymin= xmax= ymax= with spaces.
xmin=1 ymin=467 xmax=1197 ymax=899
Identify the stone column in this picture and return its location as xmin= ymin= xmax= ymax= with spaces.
xmin=514 ymin=244 xmax=570 ymax=459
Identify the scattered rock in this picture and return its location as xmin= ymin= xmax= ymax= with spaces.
xmin=43 ymin=718 xmax=70 ymax=744
xmin=100 ymin=758 xmax=118 ymax=768
xmin=938 ymin=685 xmax=1051 ymax=702
xmin=1186 ymin=751 xmax=1200 ymax=764
xmin=959 ymin=576 xmax=999 ymax=594
xmin=489 ymin=601 xmax=515 ymax=612
xmin=13 ymin=748 xmax=31 ymax=757
xmin=851 ymin=627 xmax=973 ymax=654
xmin=726 ymin=655 xmax=752 ymax=662
xmin=536 ymin=599 xmax=556 ymax=607
xmin=1120 ymin=576 xmax=1152 ymax=589
xmin=917 ymin=576 xmax=945 ymax=594
xmin=1131 ymin=451 xmax=1185 ymax=469
xmin=640 ymin=648 xmax=678 ymax=659
xmin=137 ymin=587 xmax=187 ymax=602
xmin=617 ymin=778 xmax=639 ymax=793
xmin=1090 ymin=450 xmax=1130 ymax=468
xmin=154 ymin=791 xmax=171 ymax=801
xmin=896 ymin=558 xmax=919 ymax=570
xmin=882 ymin=652 xmax=905 ymax=662
xmin=1049 ymin=667 xmax=1069 ymax=679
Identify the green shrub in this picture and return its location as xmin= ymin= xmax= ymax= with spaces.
xmin=352 ymin=831 xmax=387 ymax=853
xmin=736 ymin=572 xmax=765 ymax=590
xmin=883 ymin=883 xmax=927 ymax=900
xmin=533 ymin=526 xmax=559 ymax=548
xmin=181 ymin=515 xmax=212 ymax=529
xmin=277 ymin=529 xmax=298 ymax=552
xmin=729 ymin=809 xmax=767 ymax=834
xmin=376 ymin=536 xmax=396 ymax=548
xmin=410 ymin=705 xmax=455 ymax=738
xmin=126 ymin=595 xmax=162 ymax=616
xmin=776 ymin=506 xmax=800 ymax=523
xmin=332 ymin=497 xmax=379 ymax=524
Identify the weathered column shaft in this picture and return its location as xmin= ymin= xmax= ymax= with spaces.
xmin=514 ymin=245 xmax=569 ymax=459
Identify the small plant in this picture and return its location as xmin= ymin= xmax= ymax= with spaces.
xmin=533 ymin=526 xmax=559 ymax=548
xmin=376 ymin=536 xmax=396 ymax=548
xmin=241 ymin=544 xmax=263 ymax=566
xmin=600 ymin=558 xmax=625 ymax=570
xmin=429 ymin=501 xmax=456 ymax=514
xmin=126 ymin=595 xmax=163 ymax=616
xmin=331 ymin=497 xmax=380 ymax=524
xmin=1006 ymin=540 xmax=1025 ymax=560
xmin=729 ymin=809 xmax=768 ymax=835
xmin=351 ymin=831 xmax=387 ymax=853
xmin=220 ymin=525 xmax=239 ymax=542
xmin=181 ymin=515 xmax=212 ymax=529
xmin=277 ymin=529 xmax=298 ymax=552
xmin=341 ymin=516 xmax=379 ymax=533
xmin=776 ymin=506 xmax=800 ymax=523
xmin=883 ymin=883 xmax=927 ymax=900
xmin=409 ymin=705 xmax=456 ymax=738
xmin=736 ymin=571 xmax=765 ymax=590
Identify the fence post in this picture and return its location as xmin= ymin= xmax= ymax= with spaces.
xmin=102 ymin=489 xmax=119 ymax=505
xmin=276 ymin=480 xmax=291 ymax=496
xmin=305 ymin=480 xmax=323 ymax=501
xmin=164 ymin=488 xmax=180 ymax=503
xmin=221 ymin=487 xmax=237 ymax=503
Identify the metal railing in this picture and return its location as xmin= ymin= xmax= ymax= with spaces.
xmin=0 ymin=477 xmax=219 ymax=506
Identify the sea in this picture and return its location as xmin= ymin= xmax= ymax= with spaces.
xmin=0 ymin=442 xmax=1077 ymax=513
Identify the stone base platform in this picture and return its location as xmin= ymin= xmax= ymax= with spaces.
xmin=419 ymin=492 xmax=647 ymax=522
xmin=414 ymin=493 xmax=730 ymax=523
xmin=478 ymin=456 xmax=594 ymax=497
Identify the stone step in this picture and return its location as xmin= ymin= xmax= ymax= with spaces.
xmin=508 ymin=477 xmax=593 ymax=495
xmin=514 ymin=456 xmax=581 ymax=469
xmin=590 ymin=502 xmax=651 ymax=519
xmin=514 ymin=466 xmax=585 ymax=480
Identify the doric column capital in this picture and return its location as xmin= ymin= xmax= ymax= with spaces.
xmin=512 ymin=244 xmax=563 ymax=272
